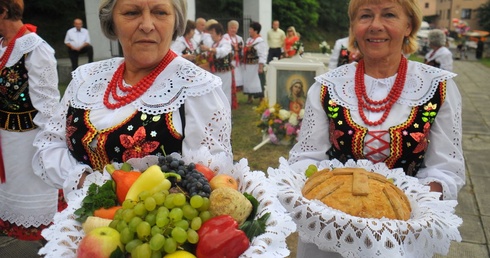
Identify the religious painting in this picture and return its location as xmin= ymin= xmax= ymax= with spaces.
xmin=266 ymin=58 xmax=327 ymax=113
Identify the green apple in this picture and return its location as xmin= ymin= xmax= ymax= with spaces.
xmin=77 ymin=226 xmax=124 ymax=258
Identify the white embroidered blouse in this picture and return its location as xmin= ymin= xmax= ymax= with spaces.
xmin=32 ymin=56 xmax=232 ymax=196
xmin=289 ymin=61 xmax=465 ymax=200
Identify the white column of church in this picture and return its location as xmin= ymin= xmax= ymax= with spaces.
xmin=243 ymin=0 xmax=271 ymax=41
xmin=186 ymin=0 xmax=196 ymax=20
xmin=84 ymin=0 xmax=113 ymax=60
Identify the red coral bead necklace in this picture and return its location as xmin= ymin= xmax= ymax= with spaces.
xmin=354 ymin=55 xmax=407 ymax=126
xmin=103 ymin=50 xmax=177 ymax=109
xmin=0 ymin=25 xmax=27 ymax=71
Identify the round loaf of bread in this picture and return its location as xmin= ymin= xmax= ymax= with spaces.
xmin=302 ymin=167 xmax=411 ymax=220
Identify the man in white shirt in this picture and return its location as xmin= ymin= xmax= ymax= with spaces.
xmin=193 ymin=17 xmax=206 ymax=46
xmin=64 ymin=18 xmax=93 ymax=71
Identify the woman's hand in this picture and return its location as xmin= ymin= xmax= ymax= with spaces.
xmin=77 ymin=171 xmax=90 ymax=189
xmin=428 ymin=181 xmax=443 ymax=200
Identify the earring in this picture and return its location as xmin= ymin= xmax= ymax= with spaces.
xmin=354 ymin=41 xmax=358 ymax=48
xmin=405 ymin=38 xmax=410 ymax=45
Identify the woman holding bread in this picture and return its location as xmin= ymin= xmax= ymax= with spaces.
xmin=288 ymin=0 xmax=465 ymax=256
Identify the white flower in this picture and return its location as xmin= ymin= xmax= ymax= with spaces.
xmin=269 ymin=107 xmax=276 ymax=113
xmin=289 ymin=113 xmax=299 ymax=126
xmin=278 ymin=109 xmax=291 ymax=120
xmin=319 ymin=41 xmax=330 ymax=49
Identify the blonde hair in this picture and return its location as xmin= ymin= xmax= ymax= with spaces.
xmin=287 ymin=26 xmax=297 ymax=37
xmin=228 ymin=20 xmax=239 ymax=29
xmin=347 ymin=0 xmax=422 ymax=57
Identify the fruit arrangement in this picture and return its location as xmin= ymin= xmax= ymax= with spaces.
xmin=74 ymin=155 xmax=271 ymax=258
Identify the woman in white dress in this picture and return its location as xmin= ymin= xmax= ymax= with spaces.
xmin=242 ymin=21 xmax=267 ymax=104
xmin=0 ymin=0 xmax=61 ymax=243
xmin=424 ymin=29 xmax=453 ymax=71
xmin=288 ymin=0 xmax=464 ymax=256
xmin=32 ymin=0 xmax=232 ymax=197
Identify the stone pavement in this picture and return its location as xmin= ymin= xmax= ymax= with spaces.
xmin=1 ymin=53 xmax=490 ymax=257
xmin=432 ymin=51 xmax=490 ymax=258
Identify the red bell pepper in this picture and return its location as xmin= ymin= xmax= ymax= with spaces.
xmin=196 ymin=215 xmax=250 ymax=258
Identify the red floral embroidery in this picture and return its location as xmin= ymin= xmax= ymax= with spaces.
xmin=329 ymin=120 xmax=344 ymax=150
xmin=120 ymin=126 xmax=160 ymax=161
xmin=410 ymin=122 xmax=431 ymax=153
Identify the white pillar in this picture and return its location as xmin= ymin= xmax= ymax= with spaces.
xmin=84 ymin=0 xmax=113 ymax=60
xmin=243 ymin=0 xmax=271 ymax=38
xmin=187 ymin=0 xmax=196 ymax=20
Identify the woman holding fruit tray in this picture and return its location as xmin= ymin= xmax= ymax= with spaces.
xmin=32 ymin=0 xmax=232 ymax=196
xmin=286 ymin=0 xmax=465 ymax=256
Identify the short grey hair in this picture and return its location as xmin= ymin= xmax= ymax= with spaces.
xmin=99 ymin=0 xmax=187 ymax=41
xmin=428 ymin=29 xmax=446 ymax=48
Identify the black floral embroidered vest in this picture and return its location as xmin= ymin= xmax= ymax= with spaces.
xmin=210 ymin=53 xmax=234 ymax=72
xmin=0 ymin=55 xmax=38 ymax=132
xmin=321 ymin=81 xmax=446 ymax=176
xmin=243 ymin=44 xmax=259 ymax=64
xmin=66 ymin=106 xmax=185 ymax=171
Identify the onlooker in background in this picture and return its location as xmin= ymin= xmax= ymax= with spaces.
xmin=328 ymin=36 xmax=349 ymax=70
xmin=200 ymin=23 xmax=234 ymax=108
xmin=64 ymin=18 xmax=94 ymax=71
xmin=200 ymin=19 xmax=218 ymax=48
xmin=223 ymin=20 xmax=244 ymax=100
xmin=284 ymin=26 xmax=300 ymax=58
xmin=266 ymin=20 xmax=285 ymax=63
xmin=192 ymin=17 xmax=206 ymax=46
xmin=171 ymin=19 xmax=198 ymax=63
xmin=476 ymin=38 xmax=484 ymax=60
xmin=424 ymin=29 xmax=453 ymax=71
xmin=0 ymin=0 xmax=62 ymax=248
xmin=243 ymin=21 xmax=267 ymax=104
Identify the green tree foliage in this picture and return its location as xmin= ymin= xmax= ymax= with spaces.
xmin=317 ymin=0 xmax=350 ymax=36
xmin=23 ymin=0 xmax=86 ymax=58
xmin=476 ymin=1 xmax=490 ymax=32
xmin=271 ymin=0 xmax=320 ymax=40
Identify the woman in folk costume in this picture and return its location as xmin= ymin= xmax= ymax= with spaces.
xmin=0 ymin=0 xmax=62 ymax=244
xmin=32 ymin=0 xmax=231 ymax=203
xmin=242 ymin=21 xmax=267 ymax=105
xmin=288 ymin=0 xmax=464 ymax=256
xmin=200 ymin=23 xmax=235 ymax=108
xmin=171 ymin=19 xmax=198 ymax=63
xmin=223 ymin=19 xmax=244 ymax=108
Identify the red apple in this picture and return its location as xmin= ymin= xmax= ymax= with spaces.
xmin=195 ymin=163 xmax=216 ymax=182
xmin=77 ymin=226 xmax=124 ymax=258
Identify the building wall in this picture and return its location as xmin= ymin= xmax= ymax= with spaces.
xmin=419 ymin=0 xmax=437 ymax=17
xmin=435 ymin=0 xmax=486 ymax=31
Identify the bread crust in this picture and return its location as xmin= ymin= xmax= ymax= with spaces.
xmin=302 ymin=168 xmax=411 ymax=220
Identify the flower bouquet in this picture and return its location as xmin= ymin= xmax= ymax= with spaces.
xmin=39 ymin=147 xmax=295 ymax=257
xmin=319 ymin=41 xmax=330 ymax=54
xmin=268 ymin=158 xmax=463 ymax=258
xmin=256 ymin=102 xmax=303 ymax=145
xmin=292 ymin=40 xmax=304 ymax=56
